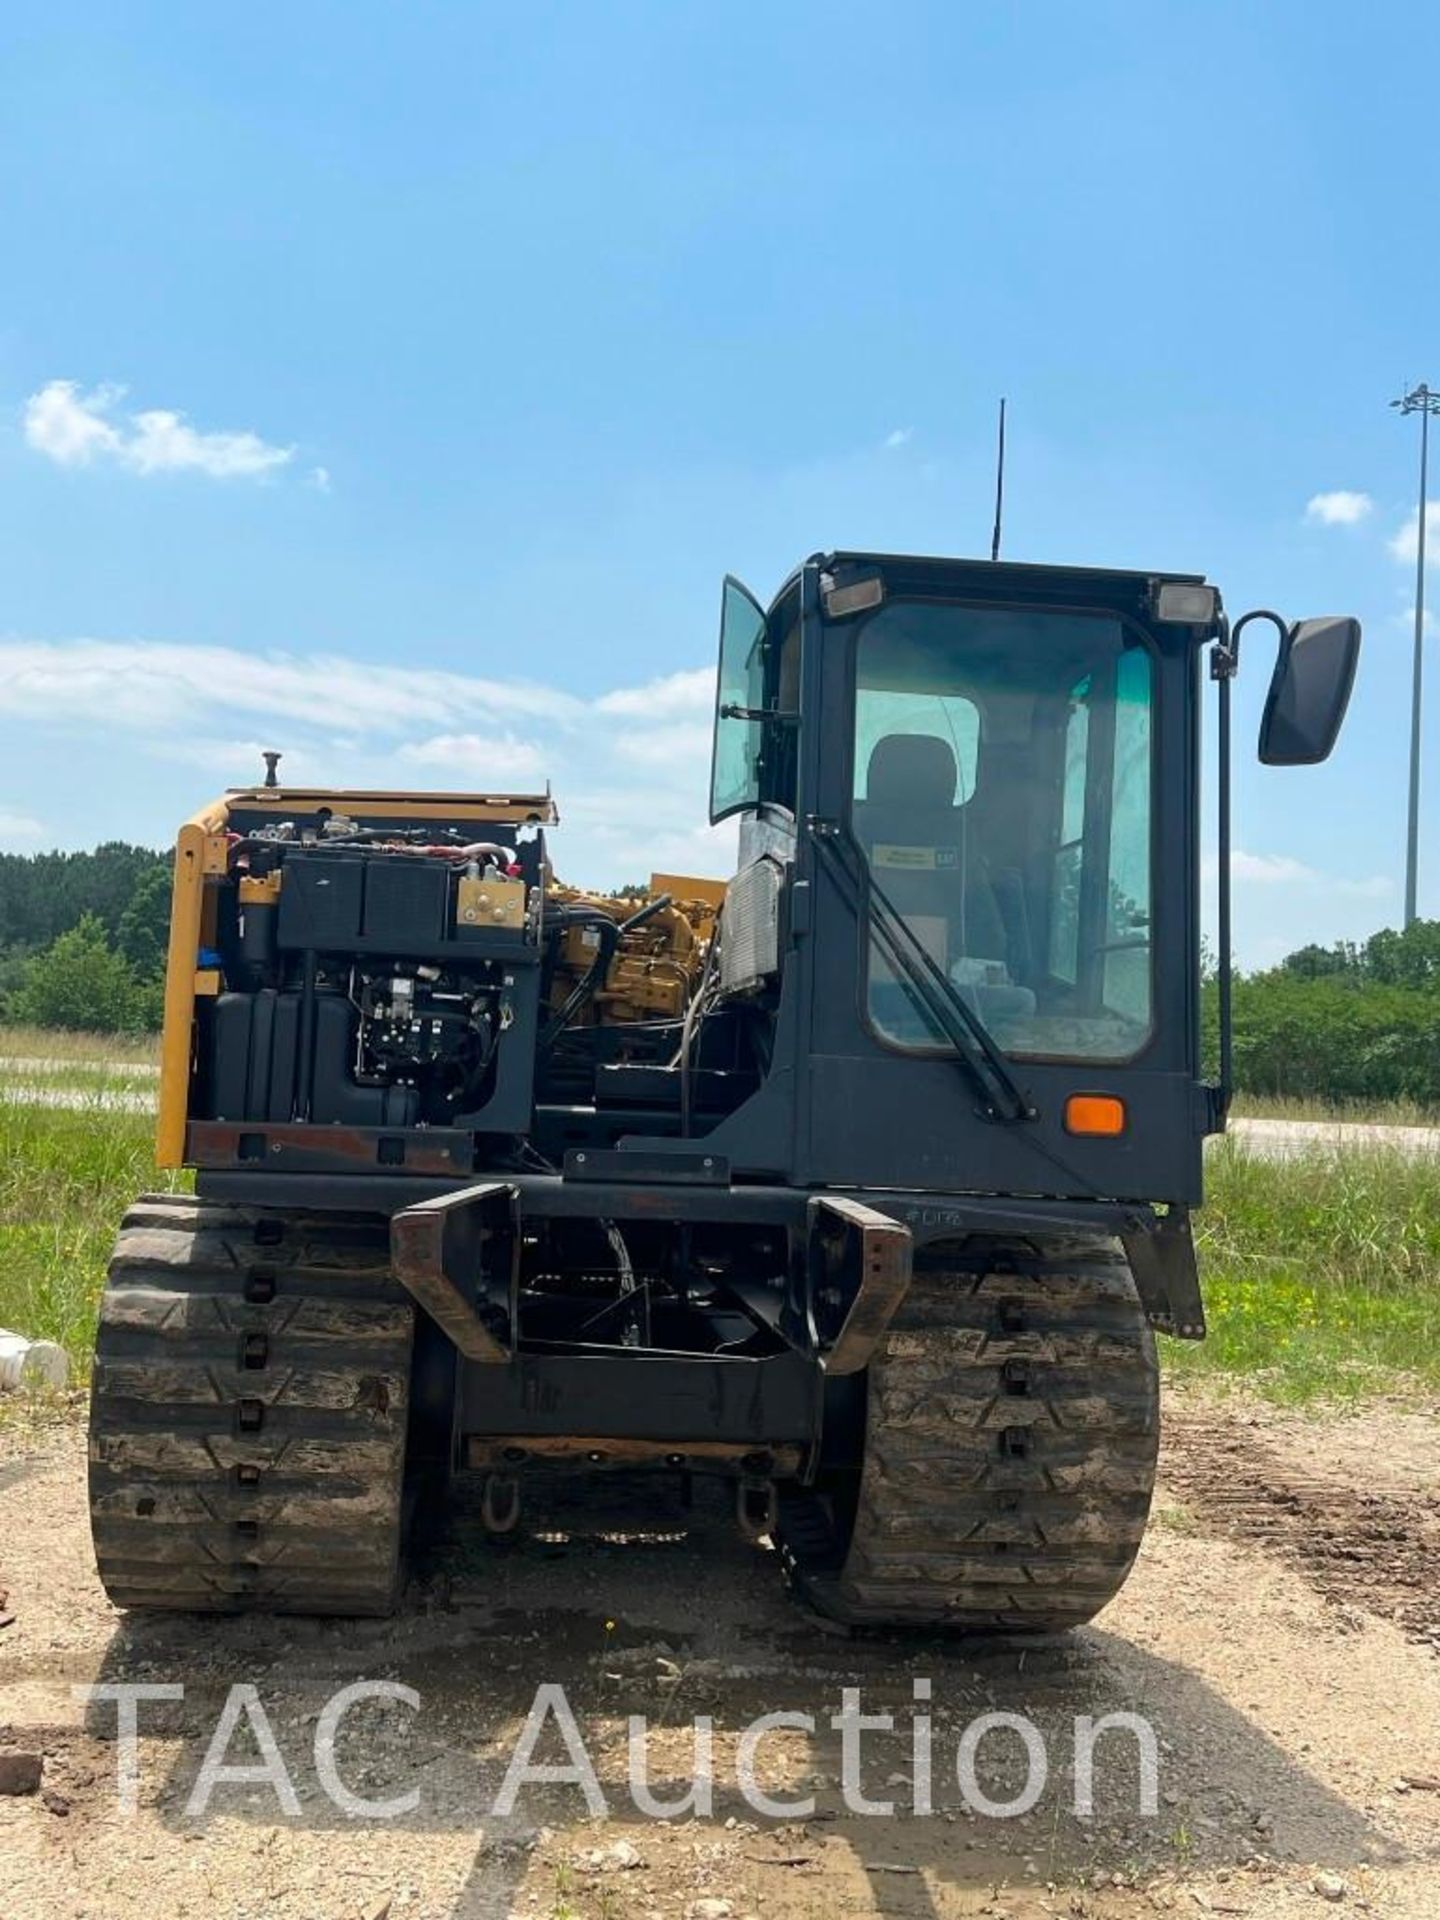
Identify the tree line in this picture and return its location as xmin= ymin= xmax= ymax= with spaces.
xmin=0 ymin=845 xmax=171 ymax=1033
xmin=2 ymin=847 xmax=1439 ymax=1107
xmin=1203 ymin=919 xmax=1440 ymax=1107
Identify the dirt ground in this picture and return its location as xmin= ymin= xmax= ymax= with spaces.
xmin=2 ymin=1385 xmax=1438 ymax=1920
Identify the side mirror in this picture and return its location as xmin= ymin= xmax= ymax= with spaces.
xmin=1258 ymin=615 xmax=1360 ymax=766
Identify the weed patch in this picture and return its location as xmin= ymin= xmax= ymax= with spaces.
xmin=1171 ymin=1139 xmax=1440 ymax=1402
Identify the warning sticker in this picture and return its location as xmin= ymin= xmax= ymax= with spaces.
xmin=871 ymin=845 xmax=960 ymax=871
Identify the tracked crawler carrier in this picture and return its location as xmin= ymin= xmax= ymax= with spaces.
xmin=89 ymin=554 xmax=1359 ymax=1626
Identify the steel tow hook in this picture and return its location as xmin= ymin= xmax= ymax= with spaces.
xmin=480 ymin=1472 xmax=522 ymax=1534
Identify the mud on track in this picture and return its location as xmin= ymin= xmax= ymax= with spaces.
xmin=2 ymin=1390 xmax=1439 ymax=1920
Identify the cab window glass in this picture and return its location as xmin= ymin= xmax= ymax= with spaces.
xmin=852 ymin=603 xmax=1154 ymax=1062
xmin=853 ymin=690 xmax=979 ymax=801
xmin=1048 ymin=678 xmax=1090 ymax=985
xmin=710 ymin=578 xmax=767 ymax=821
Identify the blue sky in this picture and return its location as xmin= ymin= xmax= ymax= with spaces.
xmin=0 ymin=1 xmax=1435 ymax=965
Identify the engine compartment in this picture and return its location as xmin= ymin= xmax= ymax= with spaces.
xmin=187 ymin=791 xmax=758 ymax=1160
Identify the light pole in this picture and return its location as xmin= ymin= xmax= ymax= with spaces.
xmin=1391 ymin=382 xmax=1440 ymax=927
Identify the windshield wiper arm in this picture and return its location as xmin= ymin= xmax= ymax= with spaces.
xmin=812 ymin=823 xmax=1034 ymax=1124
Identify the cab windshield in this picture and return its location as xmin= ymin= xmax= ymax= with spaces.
xmin=851 ymin=600 xmax=1153 ymax=1062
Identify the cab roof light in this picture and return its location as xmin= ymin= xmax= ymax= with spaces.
xmin=1154 ymin=581 xmax=1219 ymax=627
xmin=1064 ymin=1094 xmax=1127 ymax=1137
xmin=823 ymin=575 xmax=885 ymax=618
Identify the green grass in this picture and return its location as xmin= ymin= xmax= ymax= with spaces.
xmin=1170 ymin=1137 xmax=1440 ymax=1403
xmin=1230 ymin=1091 xmax=1440 ymax=1126
xmin=0 ymin=1021 xmax=160 ymax=1066
xmin=0 ymin=1062 xmax=157 ymax=1099
xmin=0 ymin=1072 xmax=1437 ymax=1406
xmin=0 ymin=1097 xmax=184 ymax=1366
xmin=0 ymin=1022 xmax=161 ymax=1105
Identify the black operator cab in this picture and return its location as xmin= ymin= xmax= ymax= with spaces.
xmin=695 ymin=554 xmax=1358 ymax=1209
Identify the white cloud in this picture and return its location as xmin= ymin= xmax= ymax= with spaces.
xmin=610 ymin=721 xmax=713 ymax=769
xmin=0 ymin=807 xmax=46 ymax=846
xmin=1388 ymin=501 xmax=1440 ymax=565
xmin=124 ymin=408 xmax=292 ymax=478
xmin=148 ymin=736 xmax=371 ymax=786
xmin=595 ymin=666 xmax=715 ymax=719
xmin=1201 ymin=851 xmax=1395 ymax=966
xmin=883 ymin=427 xmax=913 ymax=450
xmin=0 ymin=639 xmax=579 ymax=736
xmin=23 ymin=380 xmax=294 ymax=479
xmin=1232 ymin=850 xmax=1319 ymax=884
xmin=308 ymin=465 xmax=332 ymax=493
xmin=1392 ymin=603 xmax=1438 ymax=638
xmin=0 ymin=636 xmax=735 ymax=890
xmin=1203 ymin=849 xmax=1390 ymax=898
xmin=1305 ymin=489 xmax=1373 ymax=526
xmin=558 ymin=783 xmax=736 ymax=884
xmin=23 ymin=380 xmax=125 ymax=465
xmin=398 ymin=734 xmax=548 ymax=783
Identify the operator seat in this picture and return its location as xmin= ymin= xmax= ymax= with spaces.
xmin=856 ymin=733 xmax=1008 ymax=966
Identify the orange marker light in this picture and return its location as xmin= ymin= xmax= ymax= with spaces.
xmin=1064 ymin=1094 xmax=1127 ymax=1137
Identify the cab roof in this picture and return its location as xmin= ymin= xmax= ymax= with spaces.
xmin=766 ymin=550 xmax=1210 ymax=619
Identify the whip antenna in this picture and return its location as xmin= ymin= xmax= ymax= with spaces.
xmin=990 ymin=396 xmax=1007 ymax=562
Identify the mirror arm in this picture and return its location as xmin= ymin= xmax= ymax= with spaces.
xmin=1210 ymin=606 xmax=1286 ymax=684
xmin=1208 ymin=609 xmax=1288 ymax=1122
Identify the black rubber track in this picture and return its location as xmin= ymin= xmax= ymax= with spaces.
xmin=89 ymin=1194 xmax=414 ymax=1616
xmin=781 ymin=1234 xmax=1159 ymax=1630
